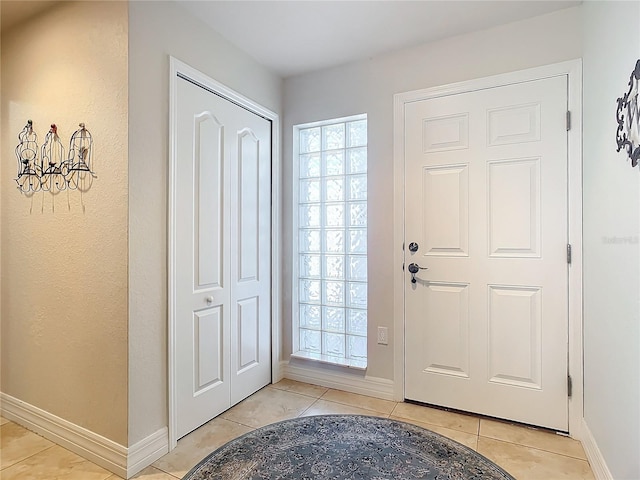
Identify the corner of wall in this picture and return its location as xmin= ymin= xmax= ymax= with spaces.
xmin=580 ymin=419 xmax=614 ymax=480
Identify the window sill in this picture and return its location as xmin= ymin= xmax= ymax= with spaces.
xmin=291 ymin=350 xmax=367 ymax=370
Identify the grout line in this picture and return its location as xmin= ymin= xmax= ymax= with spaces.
xmin=390 ymin=415 xmax=481 ymax=451
xmin=298 ymin=398 xmax=320 ymax=417
xmin=152 ymin=463 xmax=182 ymax=479
xmin=220 ymin=417 xmax=257 ymax=431
xmin=267 ymin=384 xmax=328 ymax=400
xmin=218 ymin=416 xmax=258 ymax=430
xmin=390 ymin=414 xmax=480 ymax=437
xmin=0 ymin=444 xmax=57 ymax=471
xmin=147 ymin=466 xmax=181 ymax=479
xmin=322 ymin=400 xmax=395 ymax=416
xmin=317 ymin=392 xmax=398 ymax=416
xmin=477 ymin=436 xmax=591 ymax=462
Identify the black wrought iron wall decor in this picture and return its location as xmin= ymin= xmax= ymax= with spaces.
xmin=14 ymin=120 xmax=96 ymax=194
xmin=616 ymin=59 xmax=640 ymax=169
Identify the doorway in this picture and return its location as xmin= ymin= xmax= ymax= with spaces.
xmin=392 ymin=60 xmax=583 ymax=436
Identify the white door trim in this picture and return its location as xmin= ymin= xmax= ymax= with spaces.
xmin=392 ymin=59 xmax=583 ymax=438
xmin=168 ymin=57 xmax=281 ymax=449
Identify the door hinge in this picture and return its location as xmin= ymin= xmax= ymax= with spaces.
xmin=568 ymin=374 xmax=573 ymax=398
xmin=567 ymin=244 xmax=572 ymax=264
xmin=566 ymin=111 xmax=571 ymax=131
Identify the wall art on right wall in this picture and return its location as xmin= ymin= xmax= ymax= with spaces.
xmin=616 ymin=59 xmax=640 ymax=169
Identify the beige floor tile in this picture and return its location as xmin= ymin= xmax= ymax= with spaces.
xmin=103 ymin=466 xmax=177 ymax=480
xmin=132 ymin=466 xmax=179 ymax=479
xmin=389 ymin=415 xmax=478 ymax=451
xmin=320 ymin=389 xmax=396 ymax=415
xmin=480 ymin=419 xmax=587 ymax=460
xmin=221 ymin=387 xmax=316 ymax=428
xmin=269 ymin=378 xmax=329 ymax=398
xmin=477 ymin=437 xmax=595 ymax=480
xmin=301 ymin=399 xmax=388 ymax=418
xmin=391 ymin=402 xmax=479 ymax=435
xmin=0 ymin=416 xmax=9 ymax=425
xmin=153 ymin=417 xmax=252 ymax=478
xmin=0 ymin=422 xmax=55 ymax=469
xmin=0 ymin=444 xmax=112 ymax=480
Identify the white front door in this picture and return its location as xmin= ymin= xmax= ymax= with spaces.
xmin=404 ymin=76 xmax=569 ymax=431
xmin=174 ymin=75 xmax=272 ymax=439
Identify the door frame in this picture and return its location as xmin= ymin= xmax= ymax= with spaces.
xmin=392 ymin=60 xmax=583 ymax=438
xmin=167 ymin=57 xmax=281 ymax=449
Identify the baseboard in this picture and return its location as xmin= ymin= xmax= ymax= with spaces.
xmin=0 ymin=392 xmax=170 ymax=479
xmin=127 ymin=427 xmax=169 ymax=478
xmin=0 ymin=392 xmax=127 ymax=478
xmin=283 ymin=361 xmax=395 ymax=400
xmin=581 ymin=419 xmax=614 ymax=480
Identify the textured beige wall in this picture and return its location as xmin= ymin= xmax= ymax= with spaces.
xmin=128 ymin=1 xmax=282 ymax=444
xmin=1 ymin=1 xmax=129 ymax=445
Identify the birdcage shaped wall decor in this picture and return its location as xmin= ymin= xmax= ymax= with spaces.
xmin=14 ymin=120 xmax=96 ymax=194
xmin=15 ymin=120 xmax=40 ymax=193
xmin=40 ymin=124 xmax=66 ymax=192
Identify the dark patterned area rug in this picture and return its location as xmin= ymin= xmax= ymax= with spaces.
xmin=182 ymin=414 xmax=515 ymax=479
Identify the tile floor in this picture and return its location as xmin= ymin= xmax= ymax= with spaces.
xmin=1 ymin=379 xmax=594 ymax=480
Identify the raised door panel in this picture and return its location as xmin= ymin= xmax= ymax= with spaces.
xmin=488 ymin=285 xmax=542 ymax=389
xmin=237 ymin=297 xmax=259 ymax=374
xmin=420 ymin=282 xmax=470 ymax=378
xmin=422 ymin=113 xmax=469 ymax=153
xmin=488 ymin=158 xmax=541 ymax=258
xmin=194 ymin=113 xmax=224 ymax=290
xmin=238 ymin=129 xmax=259 ymax=283
xmin=193 ymin=307 xmax=224 ymax=394
xmin=422 ymin=165 xmax=469 ymax=257
xmin=487 ymin=103 xmax=540 ymax=146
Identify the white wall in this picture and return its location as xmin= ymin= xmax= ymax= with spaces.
xmin=128 ymin=1 xmax=283 ymax=445
xmin=1 ymin=1 xmax=129 ymax=445
xmin=582 ymin=2 xmax=640 ymax=478
xmin=283 ymin=7 xmax=582 ymax=380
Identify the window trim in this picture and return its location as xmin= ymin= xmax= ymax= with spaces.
xmin=291 ymin=113 xmax=368 ymax=369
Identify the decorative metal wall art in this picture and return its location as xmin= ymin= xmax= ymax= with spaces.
xmin=615 ymin=59 xmax=640 ymax=168
xmin=15 ymin=120 xmax=96 ymax=194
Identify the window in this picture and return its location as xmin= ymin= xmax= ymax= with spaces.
xmin=293 ymin=115 xmax=368 ymax=368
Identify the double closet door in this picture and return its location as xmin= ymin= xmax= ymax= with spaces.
xmin=174 ymin=74 xmax=272 ymax=439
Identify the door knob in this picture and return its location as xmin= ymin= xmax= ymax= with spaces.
xmin=205 ymin=296 xmax=214 ymax=305
xmin=408 ymin=263 xmax=428 ymax=284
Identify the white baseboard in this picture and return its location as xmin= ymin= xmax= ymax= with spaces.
xmin=581 ymin=419 xmax=614 ymax=480
xmin=283 ymin=361 xmax=395 ymax=400
xmin=127 ymin=427 xmax=169 ymax=478
xmin=0 ymin=392 xmax=170 ymax=479
xmin=0 ymin=392 xmax=127 ymax=478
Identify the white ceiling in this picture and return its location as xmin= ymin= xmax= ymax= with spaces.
xmin=177 ymin=0 xmax=580 ymax=78
xmin=1 ymin=1 xmax=580 ymax=79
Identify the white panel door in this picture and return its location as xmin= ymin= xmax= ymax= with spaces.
xmin=230 ymin=123 xmax=272 ymax=405
xmin=404 ymin=76 xmax=569 ymax=431
xmin=175 ymin=76 xmax=271 ymax=439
